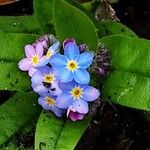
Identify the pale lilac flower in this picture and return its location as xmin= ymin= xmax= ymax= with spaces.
xmin=18 ymin=43 xmax=45 ymax=76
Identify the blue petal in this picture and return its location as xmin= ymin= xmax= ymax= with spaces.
xmin=83 ymin=86 xmax=100 ymax=101
xmin=58 ymin=81 xmax=76 ymax=92
xmin=50 ymin=54 xmax=67 ymax=67
xmin=37 ymin=57 xmax=49 ymax=67
xmin=31 ymin=66 xmax=54 ymax=84
xmin=38 ymin=66 xmax=52 ymax=74
xmin=50 ymin=106 xmax=65 ymax=117
xmin=50 ymin=41 xmax=60 ymax=54
xmin=31 ymin=71 xmax=43 ymax=83
xmin=77 ymin=83 xmax=89 ymax=90
xmin=56 ymin=93 xmax=73 ymax=109
xmin=73 ymin=69 xmax=90 ymax=84
xmin=58 ymin=68 xmax=73 ymax=83
xmin=32 ymin=83 xmax=48 ymax=94
xmin=77 ymin=52 xmax=94 ymax=69
xmin=64 ymin=42 xmax=80 ymax=60
xmin=42 ymin=92 xmax=55 ymax=98
xmin=73 ymin=99 xmax=89 ymax=114
xmin=49 ymin=81 xmax=62 ymax=96
xmin=38 ymin=96 xmax=51 ymax=110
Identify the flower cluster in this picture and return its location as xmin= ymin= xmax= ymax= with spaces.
xmin=18 ymin=35 xmax=100 ymax=121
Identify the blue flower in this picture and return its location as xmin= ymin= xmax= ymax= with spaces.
xmin=50 ymin=41 xmax=94 ymax=84
xmin=37 ymin=41 xmax=60 ymax=67
xmin=38 ymin=93 xmax=65 ymax=117
xmin=31 ymin=66 xmax=62 ymax=96
xmin=55 ymin=81 xmax=100 ymax=114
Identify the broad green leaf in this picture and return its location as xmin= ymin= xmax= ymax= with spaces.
xmin=53 ymin=0 xmax=98 ymax=50
xmin=35 ymin=111 xmax=90 ymax=150
xmin=55 ymin=117 xmax=90 ymax=150
xmin=34 ymin=0 xmax=54 ymax=33
xmin=0 ymin=16 xmax=42 ymax=34
xmin=0 ymin=62 xmax=30 ymax=91
xmin=100 ymin=35 xmax=150 ymax=76
xmin=0 ymin=91 xmax=41 ymax=146
xmin=97 ymin=21 xmax=137 ymax=38
xmin=35 ymin=111 xmax=64 ymax=150
xmin=102 ymin=71 xmax=150 ymax=110
xmin=0 ymin=33 xmax=37 ymax=62
xmin=100 ymin=35 xmax=150 ymax=110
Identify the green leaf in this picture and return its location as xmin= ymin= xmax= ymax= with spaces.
xmin=53 ymin=0 xmax=98 ymax=50
xmin=97 ymin=21 xmax=137 ymax=38
xmin=1 ymin=144 xmax=17 ymax=150
xmin=0 ymin=62 xmax=30 ymax=91
xmin=100 ymin=36 xmax=150 ymax=76
xmin=35 ymin=111 xmax=90 ymax=150
xmin=55 ymin=117 xmax=90 ymax=150
xmin=0 ymin=33 xmax=37 ymax=62
xmin=80 ymin=0 xmax=95 ymax=12
xmin=34 ymin=0 xmax=54 ymax=34
xmin=0 ymin=16 xmax=42 ymax=34
xmin=102 ymin=71 xmax=150 ymax=110
xmin=100 ymin=35 xmax=150 ymax=110
xmin=0 ymin=91 xmax=41 ymax=146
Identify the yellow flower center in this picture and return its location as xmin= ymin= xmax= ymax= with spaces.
xmin=46 ymin=50 xmax=53 ymax=59
xmin=44 ymin=74 xmax=55 ymax=83
xmin=32 ymin=55 xmax=39 ymax=65
xmin=45 ymin=96 xmax=55 ymax=106
xmin=70 ymin=87 xmax=83 ymax=100
xmin=67 ymin=60 xmax=78 ymax=71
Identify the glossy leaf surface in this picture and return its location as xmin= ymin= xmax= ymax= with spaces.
xmin=100 ymin=35 xmax=150 ymax=110
xmin=53 ymin=0 xmax=98 ymax=50
xmin=35 ymin=111 xmax=90 ymax=150
xmin=0 ymin=92 xmax=41 ymax=146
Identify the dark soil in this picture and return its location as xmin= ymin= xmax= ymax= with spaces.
xmin=0 ymin=0 xmax=33 ymax=16
xmin=114 ymin=0 xmax=150 ymax=39
xmin=75 ymin=103 xmax=150 ymax=150
xmin=0 ymin=0 xmax=150 ymax=150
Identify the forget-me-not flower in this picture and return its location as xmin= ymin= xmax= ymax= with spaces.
xmin=38 ymin=93 xmax=64 ymax=117
xmin=18 ymin=43 xmax=45 ymax=76
xmin=31 ymin=66 xmax=62 ymax=96
xmin=50 ymin=40 xmax=94 ymax=84
xmin=56 ymin=81 xmax=100 ymax=114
